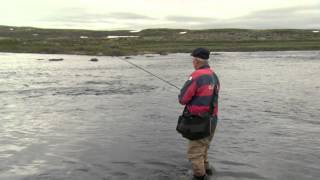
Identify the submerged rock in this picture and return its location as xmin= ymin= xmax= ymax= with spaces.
xmin=48 ymin=58 xmax=64 ymax=61
xmin=125 ymin=56 xmax=132 ymax=59
xmin=90 ymin=58 xmax=99 ymax=62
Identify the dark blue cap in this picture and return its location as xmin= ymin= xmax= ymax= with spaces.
xmin=191 ymin=48 xmax=210 ymax=60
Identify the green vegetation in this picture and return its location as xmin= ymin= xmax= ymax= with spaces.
xmin=0 ymin=25 xmax=320 ymax=56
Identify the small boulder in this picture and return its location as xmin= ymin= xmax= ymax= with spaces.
xmin=49 ymin=58 xmax=64 ymax=61
xmin=90 ymin=58 xmax=99 ymax=62
xmin=159 ymin=52 xmax=168 ymax=56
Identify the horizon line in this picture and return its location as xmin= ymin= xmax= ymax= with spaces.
xmin=1 ymin=24 xmax=320 ymax=32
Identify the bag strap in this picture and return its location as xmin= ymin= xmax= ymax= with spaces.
xmin=209 ymin=72 xmax=219 ymax=115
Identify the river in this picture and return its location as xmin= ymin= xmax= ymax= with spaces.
xmin=0 ymin=51 xmax=319 ymax=180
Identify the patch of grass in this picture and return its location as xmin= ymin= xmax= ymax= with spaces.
xmin=0 ymin=25 xmax=320 ymax=56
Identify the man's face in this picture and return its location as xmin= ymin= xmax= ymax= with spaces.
xmin=192 ymin=57 xmax=198 ymax=69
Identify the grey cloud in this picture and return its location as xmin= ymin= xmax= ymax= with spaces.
xmin=37 ymin=5 xmax=320 ymax=29
xmin=166 ymin=16 xmax=216 ymax=23
xmin=225 ymin=5 xmax=320 ymax=29
xmin=108 ymin=12 xmax=154 ymax=20
xmin=44 ymin=15 xmax=113 ymax=24
xmin=163 ymin=6 xmax=320 ymax=29
xmin=240 ymin=5 xmax=320 ymax=21
xmin=170 ymin=6 xmax=320 ymax=29
xmin=40 ymin=8 xmax=155 ymax=25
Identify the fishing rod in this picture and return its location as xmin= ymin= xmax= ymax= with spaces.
xmin=119 ymin=57 xmax=180 ymax=90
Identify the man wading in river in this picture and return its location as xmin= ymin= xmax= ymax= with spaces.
xmin=178 ymin=48 xmax=220 ymax=180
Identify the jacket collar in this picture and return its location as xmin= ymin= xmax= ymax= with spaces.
xmin=198 ymin=64 xmax=210 ymax=70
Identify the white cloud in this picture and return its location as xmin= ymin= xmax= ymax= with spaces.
xmin=0 ymin=0 xmax=319 ymax=29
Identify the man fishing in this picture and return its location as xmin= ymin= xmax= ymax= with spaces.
xmin=178 ymin=48 xmax=220 ymax=180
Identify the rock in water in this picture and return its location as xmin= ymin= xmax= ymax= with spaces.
xmin=90 ymin=58 xmax=99 ymax=62
xmin=48 ymin=58 xmax=64 ymax=61
xmin=159 ymin=52 xmax=168 ymax=56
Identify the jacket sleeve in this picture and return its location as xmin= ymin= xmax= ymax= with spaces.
xmin=178 ymin=76 xmax=197 ymax=105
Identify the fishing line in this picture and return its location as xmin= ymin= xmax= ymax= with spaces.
xmin=119 ymin=58 xmax=180 ymax=90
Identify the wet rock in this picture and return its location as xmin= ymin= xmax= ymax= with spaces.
xmin=159 ymin=52 xmax=168 ymax=56
xmin=48 ymin=58 xmax=64 ymax=61
xmin=36 ymin=58 xmax=45 ymax=61
xmin=145 ymin=55 xmax=154 ymax=58
xmin=125 ymin=56 xmax=132 ymax=59
xmin=210 ymin=53 xmax=221 ymax=55
xmin=90 ymin=58 xmax=99 ymax=62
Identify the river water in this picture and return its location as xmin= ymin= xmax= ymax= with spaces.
xmin=0 ymin=51 xmax=319 ymax=180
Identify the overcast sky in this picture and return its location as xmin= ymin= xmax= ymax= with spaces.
xmin=1 ymin=0 xmax=319 ymax=30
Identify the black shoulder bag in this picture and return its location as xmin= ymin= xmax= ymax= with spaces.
xmin=176 ymin=84 xmax=217 ymax=140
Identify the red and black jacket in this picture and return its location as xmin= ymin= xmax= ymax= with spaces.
xmin=178 ymin=65 xmax=220 ymax=116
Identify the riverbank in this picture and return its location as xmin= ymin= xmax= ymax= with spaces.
xmin=1 ymin=25 xmax=320 ymax=56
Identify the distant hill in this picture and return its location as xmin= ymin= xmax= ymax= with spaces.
xmin=0 ymin=25 xmax=320 ymax=56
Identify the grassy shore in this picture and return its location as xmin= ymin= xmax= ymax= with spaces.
xmin=0 ymin=25 xmax=320 ymax=56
